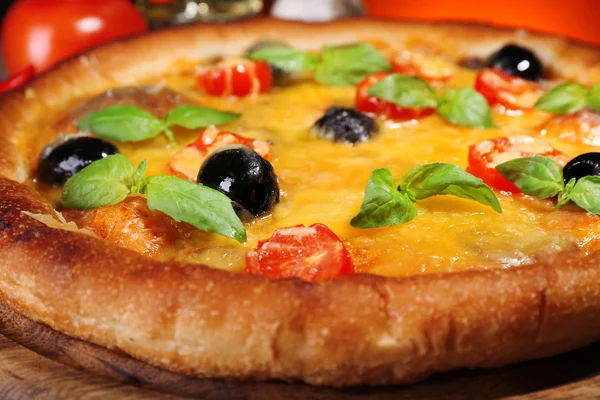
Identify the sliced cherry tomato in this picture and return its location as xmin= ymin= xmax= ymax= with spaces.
xmin=474 ymin=68 xmax=543 ymax=110
xmin=391 ymin=51 xmax=455 ymax=82
xmin=355 ymin=72 xmax=436 ymax=121
xmin=540 ymin=109 xmax=600 ymax=146
xmin=1 ymin=0 xmax=148 ymax=75
xmin=168 ymin=125 xmax=274 ymax=181
xmin=0 ymin=64 xmax=35 ymax=93
xmin=245 ymin=223 xmax=355 ymax=281
xmin=467 ymin=135 xmax=567 ymax=193
xmin=197 ymin=59 xmax=273 ymax=97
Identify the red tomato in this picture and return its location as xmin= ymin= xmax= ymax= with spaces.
xmin=475 ymin=68 xmax=542 ymax=110
xmin=197 ymin=60 xmax=273 ymax=97
xmin=168 ymin=126 xmax=274 ymax=181
xmin=245 ymin=224 xmax=355 ymax=281
xmin=1 ymin=0 xmax=149 ymax=75
xmin=467 ymin=135 xmax=567 ymax=193
xmin=0 ymin=65 xmax=35 ymax=93
xmin=391 ymin=52 xmax=455 ymax=82
xmin=355 ymin=72 xmax=436 ymax=121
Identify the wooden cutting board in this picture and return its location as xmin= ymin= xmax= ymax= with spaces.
xmin=1 ymin=301 xmax=600 ymax=400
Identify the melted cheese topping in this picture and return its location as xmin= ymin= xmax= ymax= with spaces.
xmin=31 ymin=60 xmax=600 ymax=277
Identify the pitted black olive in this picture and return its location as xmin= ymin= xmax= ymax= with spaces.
xmin=486 ymin=44 xmax=543 ymax=81
xmin=563 ymin=152 xmax=600 ymax=184
xmin=313 ymin=107 xmax=377 ymax=145
xmin=197 ymin=145 xmax=279 ymax=217
xmin=37 ymin=136 xmax=119 ymax=185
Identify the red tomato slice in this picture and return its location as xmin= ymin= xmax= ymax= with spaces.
xmin=245 ymin=224 xmax=355 ymax=281
xmin=467 ymin=135 xmax=567 ymax=193
xmin=355 ymin=72 xmax=436 ymax=121
xmin=391 ymin=52 xmax=455 ymax=82
xmin=197 ymin=59 xmax=273 ymax=97
xmin=168 ymin=126 xmax=274 ymax=181
xmin=475 ymin=68 xmax=542 ymax=110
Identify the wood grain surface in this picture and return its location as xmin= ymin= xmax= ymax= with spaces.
xmin=1 ymin=300 xmax=600 ymax=400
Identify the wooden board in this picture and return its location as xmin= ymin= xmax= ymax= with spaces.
xmin=1 ymin=300 xmax=600 ymax=400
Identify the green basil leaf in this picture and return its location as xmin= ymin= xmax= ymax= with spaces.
xmin=164 ymin=105 xmax=240 ymax=130
xmin=62 ymin=154 xmax=135 ymax=209
xmin=248 ymin=46 xmax=318 ymax=72
xmin=495 ymin=155 xmax=564 ymax=199
xmin=351 ymin=168 xmax=417 ymax=228
xmin=77 ymin=105 xmax=164 ymax=142
xmin=570 ymin=176 xmax=600 ymax=214
xmin=366 ymin=74 xmax=438 ymax=108
xmin=534 ymin=82 xmax=589 ymax=115
xmin=401 ymin=163 xmax=502 ymax=213
xmin=131 ymin=159 xmax=148 ymax=195
xmin=556 ymin=177 xmax=576 ymax=209
xmin=145 ymin=175 xmax=246 ymax=242
xmin=315 ymin=44 xmax=392 ymax=86
xmin=589 ymin=84 xmax=600 ymax=113
xmin=437 ymin=88 xmax=494 ymax=128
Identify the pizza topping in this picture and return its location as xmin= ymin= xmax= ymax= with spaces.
xmin=534 ymin=82 xmax=591 ymax=114
xmin=486 ymin=44 xmax=543 ymax=81
xmin=437 ymin=88 xmax=495 ymax=128
xmin=315 ymin=43 xmax=392 ymax=86
xmin=313 ymin=106 xmax=377 ymax=145
xmin=540 ymin=109 xmax=600 ymax=146
xmin=496 ymin=154 xmax=600 ymax=214
xmin=62 ymin=197 xmax=179 ymax=259
xmin=197 ymin=145 xmax=279 ymax=218
xmin=57 ymin=86 xmax=189 ymax=133
xmin=37 ymin=135 xmax=119 ymax=186
xmin=247 ymin=44 xmax=317 ymax=85
xmin=77 ymin=104 xmax=239 ymax=145
xmin=245 ymin=223 xmax=354 ymax=281
xmin=534 ymin=82 xmax=600 ymax=116
xmin=62 ymin=154 xmax=246 ymax=242
xmin=361 ymin=73 xmax=494 ymax=127
xmin=356 ymin=72 xmax=436 ymax=121
xmin=563 ymin=153 xmax=600 ymax=183
xmin=351 ymin=165 xmax=501 ymax=229
xmin=168 ymin=126 xmax=274 ymax=181
xmin=391 ymin=51 xmax=456 ymax=82
xmin=196 ymin=58 xmax=273 ymax=97
xmin=467 ymin=135 xmax=566 ymax=193
xmin=475 ymin=68 xmax=543 ymax=110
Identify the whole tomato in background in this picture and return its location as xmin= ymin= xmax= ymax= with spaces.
xmin=1 ymin=0 xmax=148 ymax=75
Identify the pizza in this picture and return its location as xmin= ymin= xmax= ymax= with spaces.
xmin=1 ymin=18 xmax=600 ymax=387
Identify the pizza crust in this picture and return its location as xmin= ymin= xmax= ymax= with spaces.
xmin=1 ymin=18 xmax=600 ymax=386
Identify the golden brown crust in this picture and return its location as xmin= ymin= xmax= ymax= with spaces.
xmin=1 ymin=18 xmax=600 ymax=386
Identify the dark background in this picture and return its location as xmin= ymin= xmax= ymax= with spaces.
xmin=0 ymin=2 xmax=11 ymax=19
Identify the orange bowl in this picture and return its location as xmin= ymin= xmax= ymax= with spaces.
xmin=364 ymin=0 xmax=600 ymax=46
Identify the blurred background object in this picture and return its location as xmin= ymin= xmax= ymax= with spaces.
xmin=271 ymin=0 xmax=363 ymax=22
xmin=363 ymin=0 xmax=600 ymax=47
xmin=136 ymin=0 xmax=265 ymax=28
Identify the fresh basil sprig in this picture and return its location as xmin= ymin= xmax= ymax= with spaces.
xmin=248 ymin=46 xmax=318 ymax=73
xmin=437 ymin=88 xmax=495 ymax=128
xmin=315 ymin=44 xmax=392 ymax=86
xmin=77 ymin=105 xmax=240 ymax=146
xmin=495 ymin=155 xmax=600 ymax=214
xmin=351 ymin=163 xmax=501 ymax=228
xmin=534 ymin=83 xmax=589 ymax=115
xmin=367 ymin=74 xmax=438 ymax=108
xmin=534 ymin=82 xmax=600 ymax=115
xmin=62 ymin=154 xmax=246 ymax=242
xmin=366 ymin=74 xmax=494 ymax=128
xmin=589 ymin=84 xmax=600 ymax=113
